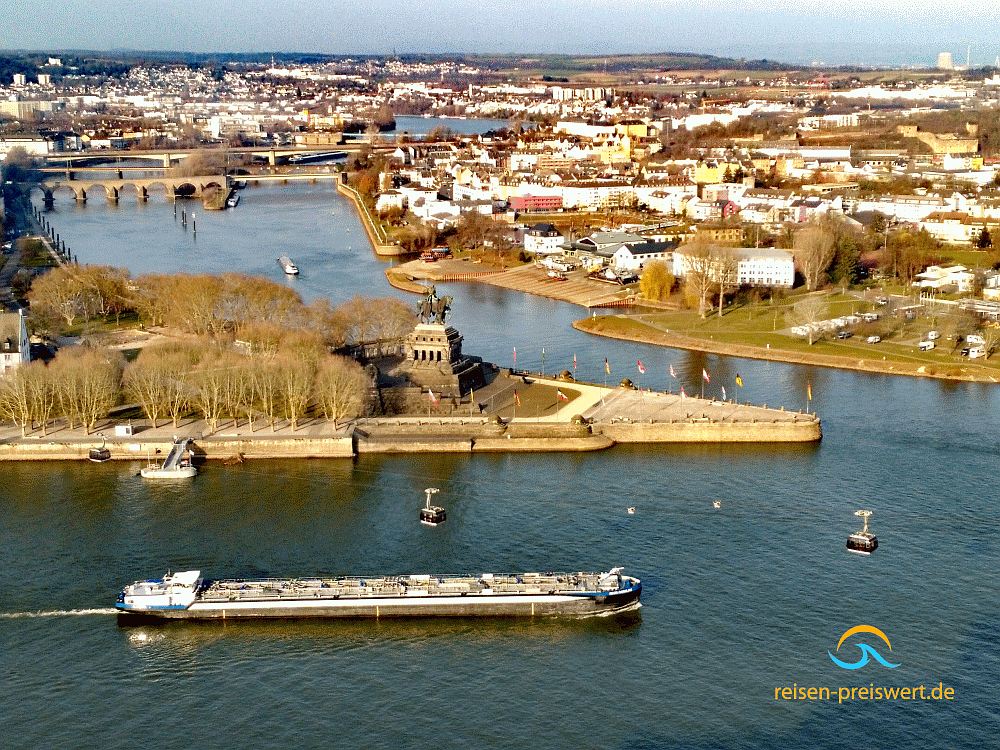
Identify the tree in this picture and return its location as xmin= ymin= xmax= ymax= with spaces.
xmin=789 ymin=295 xmax=828 ymax=345
xmin=639 ymin=261 xmax=674 ymax=302
xmin=678 ymin=237 xmax=718 ymax=318
xmin=315 ymin=356 xmax=369 ymax=427
xmin=191 ymin=351 xmax=236 ymax=434
xmin=125 ymin=346 xmax=183 ymax=428
xmin=0 ymin=366 xmax=33 ymax=436
xmin=252 ymin=360 xmax=282 ymax=432
xmin=27 ymin=266 xmax=94 ymax=328
xmin=978 ymin=228 xmax=993 ymax=249
xmin=715 ymin=247 xmax=739 ymax=317
xmin=50 ymin=347 xmax=124 ymax=434
xmin=830 ymin=232 xmax=863 ymax=286
xmin=26 ymin=361 xmax=58 ymax=436
xmin=793 ymin=224 xmax=836 ymax=291
xmin=276 ymin=354 xmax=315 ymax=431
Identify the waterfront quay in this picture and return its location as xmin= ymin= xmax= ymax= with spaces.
xmin=0 ymin=372 xmax=819 ymax=462
xmin=394 ymin=258 xmax=636 ymax=308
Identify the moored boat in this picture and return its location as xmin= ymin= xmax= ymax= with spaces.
xmin=140 ymin=438 xmax=197 ymax=479
xmin=115 ymin=567 xmax=641 ymax=619
xmin=278 ymin=255 xmax=299 ymax=275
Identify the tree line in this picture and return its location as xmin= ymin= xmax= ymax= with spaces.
xmin=1 ymin=268 xmax=419 ymax=435
xmin=0 ymin=335 xmax=372 ymax=437
xmin=27 ymin=266 xmax=415 ymax=347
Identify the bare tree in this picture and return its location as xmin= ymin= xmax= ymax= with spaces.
xmin=0 ymin=366 xmax=33 ymax=436
xmin=276 ymin=355 xmax=315 ymax=431
xmin=125 ymin=350 xmax=169 ymax=428
xmin=50 ymin=347 xmax=124 ymax=434
xmin=715 ymin=247 xmax=739 ymax=318
xmin=191 ymin=353 xmax=234 ymax=434
xmin=678 ymin=237 xmax=717 ymax=318
xmin=794 ymin=224 xmax=836 ymax=291
xmin=26 ymin=362 xmax=58 ymax=436
xmin=314 ymin=356 xmax=370 ymax=427
xmin=252 ymin=361 xmax=282 ymax=432
xmin=789 ymin=295 xmax=829 ymax=345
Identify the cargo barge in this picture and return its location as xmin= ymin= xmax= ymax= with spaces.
xmin=115 ymin=568 xmax=641 ymax=619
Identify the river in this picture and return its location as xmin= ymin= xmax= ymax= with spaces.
xmin=5 ymin=181 xmax=997 ymax=748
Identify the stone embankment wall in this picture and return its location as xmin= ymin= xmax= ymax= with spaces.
xmin=0 ymin=436 xmax=354 ymax=461
xmin=595 ymin=417 xmax=821 ymax=443
xmin=335 ymin=181 xmax=404 ymax=257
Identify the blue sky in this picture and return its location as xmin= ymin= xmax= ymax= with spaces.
xmin=2 ymin=0 xmax=998 ymax=67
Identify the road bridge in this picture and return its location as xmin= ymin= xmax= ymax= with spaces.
xmin=36 ymin=174 xmax=228 ymax=204
xmin=41 ymin=142 xmax=382 ymax=167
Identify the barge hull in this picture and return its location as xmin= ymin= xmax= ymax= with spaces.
xmin=118 ymin=588 xmax=641 ymax=620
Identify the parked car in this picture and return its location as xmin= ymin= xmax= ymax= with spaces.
xmin=866 ymin=335 xmax=881 ymax=344
xmin=875 ymin=296 xmax=889 ymax=305
xmin=927 ymin=330 xmax=940 ymax=340
xmin=919 ymin=340 xmax=935 ymax=351
xmin=836 ymin=331 xmax=853 ymax=340
xmin=968 ymin=346 xmax=987 ymax=359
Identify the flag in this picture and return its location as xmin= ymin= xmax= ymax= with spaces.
xmin=512 ymin=347 xmax=517 ymax=366
xmin=541 ymin=347 xmax=546 ymax=358
xmin=721 ymin=386 xmax=727 ymax=401
xmin=807 ymin=381 xmax=813 ymax=401
xmin=427 ymin=389 xmax=439 ymax=404
xmin=573 ymin=353 xmax=577 ymax=371
xmin=604 ymin=358 xmax=611 ymax=375
xmin=637 ymin=359 xmax=646 ymax=374
xmin=735 ymin=373 xmax=744 ymax=388
xmin=680 ymin=386 xmax=687 ymax=399
xmin=513 ymin=390 xmax=521 ymax=407
xmin=669 ymin=364 xmax=677 ymax=379
xmin=556 ymin=389 xmax=569 ymax=401
xmin=702 ymin=368 xmax=711 ymax=383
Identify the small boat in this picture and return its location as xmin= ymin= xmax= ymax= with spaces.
xmin=88 ymin=435 xmax=111 ymax=463
xmin=140 ymin=438 xmax=197 ymax=479
xmin=226 ymin=193 xmax=240 ymax=208
xmin=419 ymin=487 xmax=446 ymax=526
xmin=277 ymin=255 xmax=299 ymax=275
xmin=626 ymin=507 xmax=636 ymax=515
xmin=712 ymin=500 xmax=722 ymax=509
xmin=846 ymin=509 xmax=878 ymax=555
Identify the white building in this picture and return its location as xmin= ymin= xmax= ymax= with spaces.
xmin=672 ymin=246 xmax=795 ymax=288
xmin=0 ymin=311 xmax=29 ymax=374
xmin=610 ymin=242 xmax=674 ymax=272
xmin=523 ymin=223 xmax=565 ymax=256
xmin=913 ymin=265 xmax=975 ymax=293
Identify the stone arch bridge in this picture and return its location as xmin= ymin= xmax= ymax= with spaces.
xmin=36 ymin=174 xmax=228 ymax=204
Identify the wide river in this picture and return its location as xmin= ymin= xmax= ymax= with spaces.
xmin=5 ymin=173 xmax=997 ymax=747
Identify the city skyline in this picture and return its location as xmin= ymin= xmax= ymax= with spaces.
xmin=2 ymin=0 xmax=999 ymax=67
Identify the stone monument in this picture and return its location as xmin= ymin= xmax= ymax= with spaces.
xmin=401 ymin=286 xmax=485 ymax=395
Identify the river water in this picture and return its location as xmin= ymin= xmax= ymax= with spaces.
xmin=5 ymin=179 xmax=998 ymax=747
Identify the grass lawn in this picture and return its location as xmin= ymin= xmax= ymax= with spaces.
xmin=579 ymin=291 xmax=1000 ymax=379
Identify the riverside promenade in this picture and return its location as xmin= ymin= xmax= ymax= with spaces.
xmin=0 ymin=373 xmax=820 ymax=462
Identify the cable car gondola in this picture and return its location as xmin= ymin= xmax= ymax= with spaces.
xmin=846 ymin=509 xmax=878 ymax=555
xmin=419 ymin=487 xmax=446 ymax=526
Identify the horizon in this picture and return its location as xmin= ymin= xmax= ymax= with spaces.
xmin=2 ymin=0 xmax=999 ymax=69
